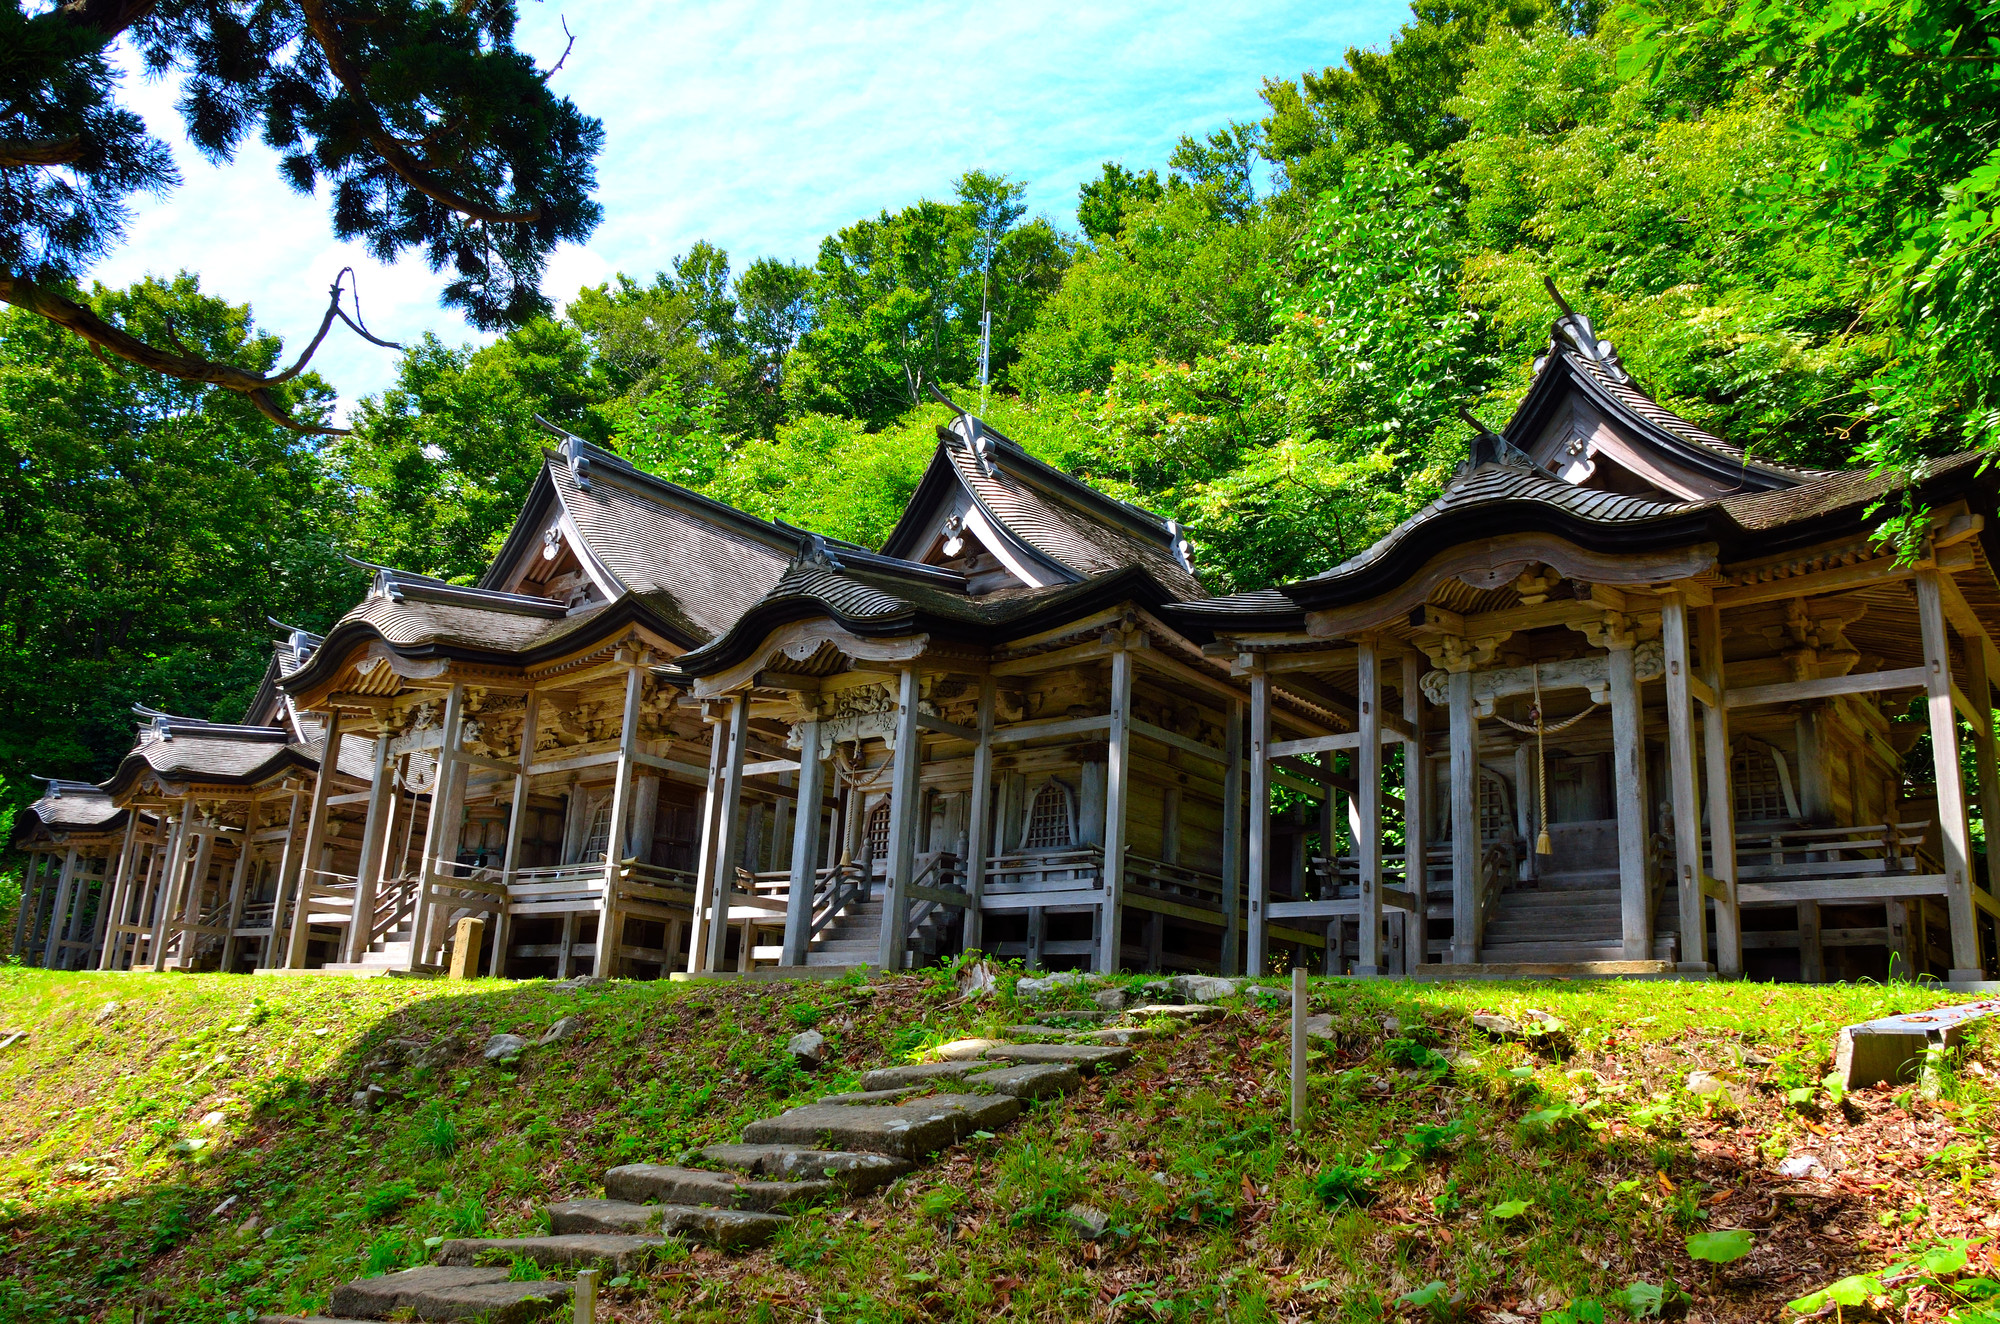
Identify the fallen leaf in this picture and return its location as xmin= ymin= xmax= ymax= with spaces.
xmin=1657 ymin=1171 xmax=1676 ymax=1194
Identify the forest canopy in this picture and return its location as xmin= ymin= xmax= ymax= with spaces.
xmin=4 ymin=0 xmax=1997 ymax=791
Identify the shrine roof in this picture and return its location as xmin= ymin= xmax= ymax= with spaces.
xmin=13 ymin=778 xmax=125 ymax=844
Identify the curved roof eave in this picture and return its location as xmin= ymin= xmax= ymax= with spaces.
xmin=99 ymin=743 xmax=319 ymax=801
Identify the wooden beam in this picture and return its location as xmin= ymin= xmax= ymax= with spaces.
xmin=1401 ymin=653 xmax=1430 ymax=976
xmin=1915 ymin=568 xmax=1984 ymax=977
xmin=1448 ymin=667 xmax=1478 ymax=964
xmin=916 ymin=713 xmax=978 ymax=742
xmin=965 ymin=674 xmax=997 ymax=956
xmin=1713 ymin=557 xmax=1913 ymax=608
xmin=991 ymin=638 xmax=1114 ymax=677
xmin=990 ymin=714 xmax=1111 ymax=746
xmin=1220 ymin=697 xmax=1245 ymax=976
xmin=1356 ymin=639 xmax=1385 ymax=975
xmin=1738 ymin=875 xmax=1950 ymax=904
xmin=1723 ymin=666 xmax=1927 ymax=710
xmin=1661 ymin=594 xmax=1708 ymax=968
xmin=1130 ymin=718 xmax=1227 ymax=765
xmin=878 ymin=668 xmax=923 ymax=971
xmin=1100 ymin=646 xmax=1133 ymax=973
xmin=1247 ymin=665 xmax=1272 ymax=977
xmin=1607 ymin=636 xmax=1652 ymax=960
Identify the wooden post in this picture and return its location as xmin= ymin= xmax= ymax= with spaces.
xmin=1697 ymin=605 xmax=1741 ymax=976
xmin=1603 ymin=627 xmax=1652 ymax=960
xmin=1915 ymin=568 xmax=1985 ymax=978
xmin=598 ymin=656 xmax=647 ymax=979
xmin=495 ymin=691 xmax=539 ymax=980
xmin=174 ymin=829 xmax=216 ymax=970
xmin=965 ymin=674 xmax=996 ymax=955
xmin=688 ymin=711 xmax=731 ymax=973
xmin=1661 ymin=595 xmax=1709 ymax=968
xmin=219 ymin=821 xmax=256 ymax=972
xmin=10 ymin=851 xmax=42 ymax=959
xmin=703 ymin=695 xmax=750 ymax=973
xmin=344 ymin=728 xmax=397 ymax=963
xmin=1220 ymin=697 xmax=1245 ymax=976
xmin=1246 ymin=663 xmax=1272 ymax=978
xmin=878 ymin=667 xmax=924 ymax=972
xmin=149 ymin=805 xmax=193 ymax=972
xmin=42 ymin=849 xmax=79 ymax=968
xmin=449 ymin=916 xmax=485 ymax=979
xmin=124 ymin=841 xmax=158 ymax=970
xmin=782 ymin=716 xmax=824 ymax=967
xmin=1289 ymin=964 xmax=1307 ymax=1133
xmin=1355 ymin=639 xmax=1385 ymax=974
xmin=1402 ymin=654 xmax=1429 ymax=974
xmin=409 ymin=684 xmax=467 ymax=970
xmin=1099 ymin=645 xmax=1133 ymax=974
xmin=1797 ymin=901 xmax=1824 ymax=982
xmin=285 ymin=712 xmax=345 ymax=968
xmin=573 ymin=1267 xmax=600 ymax=1324
xmin=1962 ymin=635 xmax=2000 ymax=902
xmin=96 ymin=814 xmax=141 ymax=970
xmin=1447 ymin=667 xmax=1480 ymax=964
xmin=263 ymin=790 xmax=303 ymax=972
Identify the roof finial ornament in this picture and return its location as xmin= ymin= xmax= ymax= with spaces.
xmin=267 ymin=616 xmax=318 ymax=658
xmin=535 ymin=413 xmax=593 ymax=491
xmin=1164 ymin=519 xmax=1196 ymax=574
xmin=783 ymin=526 xmax=846 ymax=574
xmin=927 ymin=382 xmax=999 ymax=476
xmin=1540 ymin=277 xmax=1631 ymax=384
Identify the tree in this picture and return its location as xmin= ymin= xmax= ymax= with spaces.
xmin=1076 ymin=162 xmax=1165 ymax=244
xmin=0 ymin=0 xmax=603 ymax=429
xmin=0 ymin=274 xmax=356 ymax=787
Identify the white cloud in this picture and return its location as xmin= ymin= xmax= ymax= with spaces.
xmin=86 ymin=0 xmax=1401 ymax=414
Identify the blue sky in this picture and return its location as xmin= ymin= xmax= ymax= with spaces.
xmin=93 ymin=1 xmax=1404 ymax=413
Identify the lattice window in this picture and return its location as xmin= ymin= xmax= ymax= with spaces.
xmin=866 ymin=801 xmax=892 ymax=861
xmin=1733 ymin=745 xmax=1788 ymax=822
xmin=580 ymin=795 xmax=612 ymax=861
xmin=1024 ymin=780 xmax=1075 ymax=849
xmin=1479 ymin=770 xmax=1511 ymax=842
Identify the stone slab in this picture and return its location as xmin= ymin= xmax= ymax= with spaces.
xmin=604 ymin=1163 xmax=834 ymax=1212
xmin=1127 ymin=1002 xmax=1224 ymax=1022
xmin=741 ymin=1092 xmax=1021 ymax=1160
xmin=1073 ymin=1027 xmax=1165 ymax=1045
xmin=969 ymin=1062 xmax=1080 ymax=1100
xmin=543 ymin=1198 xmax=787 ymax=1249
xmin=330 ymin=1266 xmax=569 ymax=1324
xmin=819 ymin=1087 xmax=923 ymax=1104
xmin=983 ymin=1042 xmax=1134 ymax=1074
xmin=696 ymin=1143 xmax=912 ymax=1195
xmin=859 ymin=1060 xmax=994 ymax=1092
xmin=437 ymin=1234 xmax=661 ymax=1273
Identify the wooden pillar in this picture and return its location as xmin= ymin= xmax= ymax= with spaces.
xmin=1962 ymin=636 xmax=2000 ymax=901
xmin=1245 ymin=663 xmax=1272 ymax=978
xmin=1601 ymin=624 xmax=1652 ymax=960
xmin=965 ymin=675 xmax=996 ymax=955
xmin=149 ymin=805 xmax=194 ymax=971
xmin=125 ymin=841 xmax=160 ymax=969
xmin=495 ymin=690 xmax=540 ymax=980
xmin=409 ymin=684 xmax=467 ymax=970
xmin=1447 ymin=666 xmax=1480 ymax=964
xmin=702 ymin=695 xmax=750 ymax=973
xmin=1355 ymin=639 xmax=1386 ymax=975
xmin=260 ymin=791 xmax=302 ymax=971
xmin=782 ymin=716 xmax=825 ymax=967
xmin=95 ymin=815 xmax=141 ymax=970
xmin=688 ymin=710 xmax=732 ymax=973
xmin=878 ymin=667 xmax=924 ymax=972
xmin=1798 ymin=902 xmax=1824 ymax=982
xmin=174 ymin=829 xmax=216 ymax=970
xmin=1915 ymin=568 xmax=1985 ymax=977
xmin=598 ymin=656 xmax=647 ymax=979
xmin=344 ymin=732 xmax=397 ymax=964
xmin=1402 ymin=654 xmax=1430 ymax=974
xmin=42 ymin=849 xmax=79 ymax=968
xmin=1697 ymin=605 xmax=1742 ymax=976
xmin=286 ymin=713 xmax=345 ymax=967
xmin=10 ymin=851 xmax=42 ymax=959
xmin=1220 ymin=697 xmax=1245 ymax=976
xmin=220 ymin=820 xmax=257 ymax=972
xmin=1099 ymin=645 xmax=1133 ymax=974
xmin=1661 ymin=594 xmax=1710 ymax=968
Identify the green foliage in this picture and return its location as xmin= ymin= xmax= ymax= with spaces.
xmin=1684 ymin=1228 xmax=1754 ymax=1263
xmin=1312 ymin=1155 xmax=1384 ymax=1207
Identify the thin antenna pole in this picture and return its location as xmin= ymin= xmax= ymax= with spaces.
xmin=978 ymin=267 xmax=992 ymax=413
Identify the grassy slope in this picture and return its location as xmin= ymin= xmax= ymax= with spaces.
xmin=0 ymin=967 xmax=1994 ymax=1324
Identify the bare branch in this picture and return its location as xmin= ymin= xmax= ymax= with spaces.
xmin=0 ymin=271 xmax=364 ymax=435
xmin=298 ymin=0 xmax=546 ymax=226
xmin=0 ymin=138 xmax=83 ymax=168
xmin=542 ymin=17 xmax=578 ymax=81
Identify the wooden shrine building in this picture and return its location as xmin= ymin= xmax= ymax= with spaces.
xmin=13 ymin=304 xmax=2000 ymax=983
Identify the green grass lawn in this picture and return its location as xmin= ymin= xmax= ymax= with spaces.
xmin=0 ymin=964 xmax=1994 ymax=1324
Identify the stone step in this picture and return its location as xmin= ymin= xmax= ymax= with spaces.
xmin=326 ymin=1266 xmax=569 ymax=1324
xmin=694 ymin=1143 xmax=911 ymax=1194
xmin=437 ymin=1234 xmax=661 ymax=1274
xmin=855 ymin=1059 xmax=1081 ymax=1101
xmin=741 ymin=1092 xmax=1021 ymax=1160
xmin=983 ymin=1042 xmax=1135 ymax=1074
xmin=544 ymin=1199 xmax=789 ymax=1250
xmin=603 ymin=1164 xmax=834 ymax=1212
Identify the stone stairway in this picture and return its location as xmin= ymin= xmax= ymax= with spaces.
xmin=804 ymin=894 xmax=951 ymax=969
xmin=268 ymin=1000 xmax=1191 ymax=1323
xmin=1477 ymin=870 xmax=1680 ymax=965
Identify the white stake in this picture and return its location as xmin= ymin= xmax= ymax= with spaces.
xmin=1290 ymin=964 xmax=1307 ymax=1133
xmin=574 ymin=1268 xmax=600 ymax=1324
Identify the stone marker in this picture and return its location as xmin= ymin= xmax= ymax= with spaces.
xmin=449 ymin=917 xmax=485 ymax=980
xmin=786 ymin=1029 xmax=827 ymax=1069
xmin=538 ymin=1017 xmax=579 ymax=1046
xmin=482 ymin=1033 xmax=528 ymax=1063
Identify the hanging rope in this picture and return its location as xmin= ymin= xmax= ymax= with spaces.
xmin=1486 ymin=663 xmax=1603 ymax=855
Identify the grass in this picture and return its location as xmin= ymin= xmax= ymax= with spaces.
xmin=0 ymin=962 xmax=1993 ymax=1324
